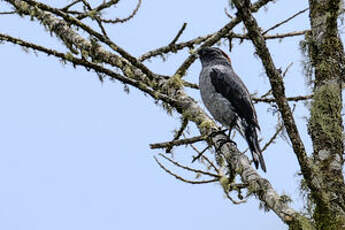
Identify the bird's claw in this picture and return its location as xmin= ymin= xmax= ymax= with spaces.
xmin=208 ymin=129 xmax=228 ymax=139
xmin=215 ymin=138 xmax=236 ymax=152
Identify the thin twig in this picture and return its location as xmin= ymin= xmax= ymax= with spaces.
xmin=257 ymin=62 xmax=295 ymax=100
xmin=79 ymin=0 xmax=109 ymax=38
xmin=224 ymin=189 xmax=247 ymax=205
xmin=159 ymin=153 xmax=220 ymax=178
xmin=253 ymin=95 xmax=313 ymax=103
xmin=282 ymin=62 xmax=294 ymax=77
xmin=224 ymin=7 xmax=233 ymax=19
xmin=138 ymin=34 xmax=213 ymax=61
xmin=191 ymin=146 xmax=210 ymax=163
xmin=202 ymin=155 xmax=219 ymax=174
xmin=169 ymin=23 xmax=187 ymax=45
xmin=262 ymin=8 xmax=309 ymax=35
xmin=76 ymin=0 xmax=121 ymax=20
xmin=101 ymin=0 xmax=141 ymax=24
xmin=154 ymin=156 xmax=219 ymax=184
xmin=166 ymin=118 xmax=189 ymax=153
xmin=261 ymin=122 xmax=284 ymax=152
xmin=189 ymin=143 xmax=219 ymax=173
xmin=0 ymin=11 xmax=16 ymax=15
xmin=150 ymin=135 xmax=207 ymax=149
xmin=61 ymin=0 xmax=82 ymax=11
xmin=229 ymin=30 xmax=308 ymax=40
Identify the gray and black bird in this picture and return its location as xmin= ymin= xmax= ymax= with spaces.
xmin=198 ymin=47 xmax=267 ymax=172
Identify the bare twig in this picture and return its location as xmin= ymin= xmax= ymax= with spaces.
xmin=229 ymin=30 xmax=307 ymax=40
xmin=191 ymin=145 xmax=210 ymax=163
xmin=261 ymin=122 xmax=284 ymax=152
xmin=154 ymin=156 xmax=219 ymax=184
xmin=256 ymin=62 xmax=295 ymax=101
xmin=61 ymin=0 xmax=82 ymax=11
xmin=79 ymin=0 xmax=109 ymax=38
xmin=101 ymin=0 xmax=142 ymax=24
xmin=282 ymin=62 xmax=294 ymax=77
xmin=169 ymin=23 xmax=187 ymax=46
xmin=253 ymin=95 xmax=313 ymax=103
xmin=189 ymin=143 xmax=219 ymax=173
xmin=224 ymin=7 xmax=233 ymax=19
xmin=76 ymin=0 xmax=120 ymax=20
xmin=202 ymin=155 xmax=219 ymax=174
xmin=166 ymin=118 xmax=189 ymax=153
xmin=138 ymin=34 xmax=213 ymax=61
xmin=159 ymin=153 xmax=220 ymax=178
xmin=0 ymin=11 xmax=16 ymax=15
xmin=224 ymin=189 xmax=247 ymax=205
xmin=262 ymin=8 xmax=309 ymax=35
xmin=150 ymin=135 xmax=207 ymax=150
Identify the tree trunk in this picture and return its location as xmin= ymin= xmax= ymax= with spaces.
xmin=307 ymin=0 xmax=345 ymax=229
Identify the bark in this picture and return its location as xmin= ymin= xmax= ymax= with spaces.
xmin=307 ymin=0 xmax=345 ymax=229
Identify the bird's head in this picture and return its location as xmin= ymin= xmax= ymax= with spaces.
xmin=198 ymin=47 xmax=231 ymax=67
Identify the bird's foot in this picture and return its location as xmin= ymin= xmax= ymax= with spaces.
xmin=208 ymin=129 xmax=228 ymax=138
xmin=215 ymin=138 xmax=237 ymax=152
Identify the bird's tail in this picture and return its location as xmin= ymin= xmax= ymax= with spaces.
xmin=244 ymin=124 xmax=267 ymax=172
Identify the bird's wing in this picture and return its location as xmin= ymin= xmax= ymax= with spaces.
xmin=210 ymin=67 xmax=260 ymax=129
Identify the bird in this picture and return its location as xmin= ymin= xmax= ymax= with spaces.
xmin=197 ymin=47 xmax=267 ymax=172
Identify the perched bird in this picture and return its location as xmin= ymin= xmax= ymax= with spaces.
xmin=198 ymin=47 xmax=266 ymax=172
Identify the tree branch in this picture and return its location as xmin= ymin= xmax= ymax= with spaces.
xmin=262 ymin=8 xmax=309 ymax=35
xmin=231 ymin=0 xmax=316 ymax=228
xmin=150 ymin=135 xmax=207 ymax=150
xmin=101 ymin=0 xmax=141 ymax=24
xmin=154 ymin=156 xmax=219 ymax=184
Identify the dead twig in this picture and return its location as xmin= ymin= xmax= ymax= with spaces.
xmin=150 ymin=135 xmax=207 ymax=150
xmin=101 ymin=0 xmax=141 ymax=24
xmin=154 ymin=156 xmax=219 ymax=184
xmin=262 ymin=8 xmax=309 ymax=35
xmin=166 ymin=118 xmax=189 ymax=153
xmin=169 ymin=23 xmax=187 ymax=46
xmin=159 ymin=153 xmax=220 ymax=178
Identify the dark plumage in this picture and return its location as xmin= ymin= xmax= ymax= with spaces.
xmin=198 ymin=47 xmax=266 ymax=172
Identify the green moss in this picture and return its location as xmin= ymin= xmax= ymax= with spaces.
xmin=124 ymin=65 xmax=134 ymax=77
xmin=199 ymin=120 xmax=214 ymax=130
xmin=289 ymin=215 xmax=314 ymax=230
xmin=65 ymin=52 xmax=74 ymax=61
xmin=309 ymin=83 xmax=342 ymax=144
xmin=219 ymin=176 xmax=230 ymax=191
xmin=313 ymin=204 xmax=345 ymax=230
xmin=167 ymin=74 xmax=184 ymax=89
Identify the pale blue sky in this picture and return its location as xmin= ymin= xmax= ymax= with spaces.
xmin=0 ymin=0 xmax=321 ymax=229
